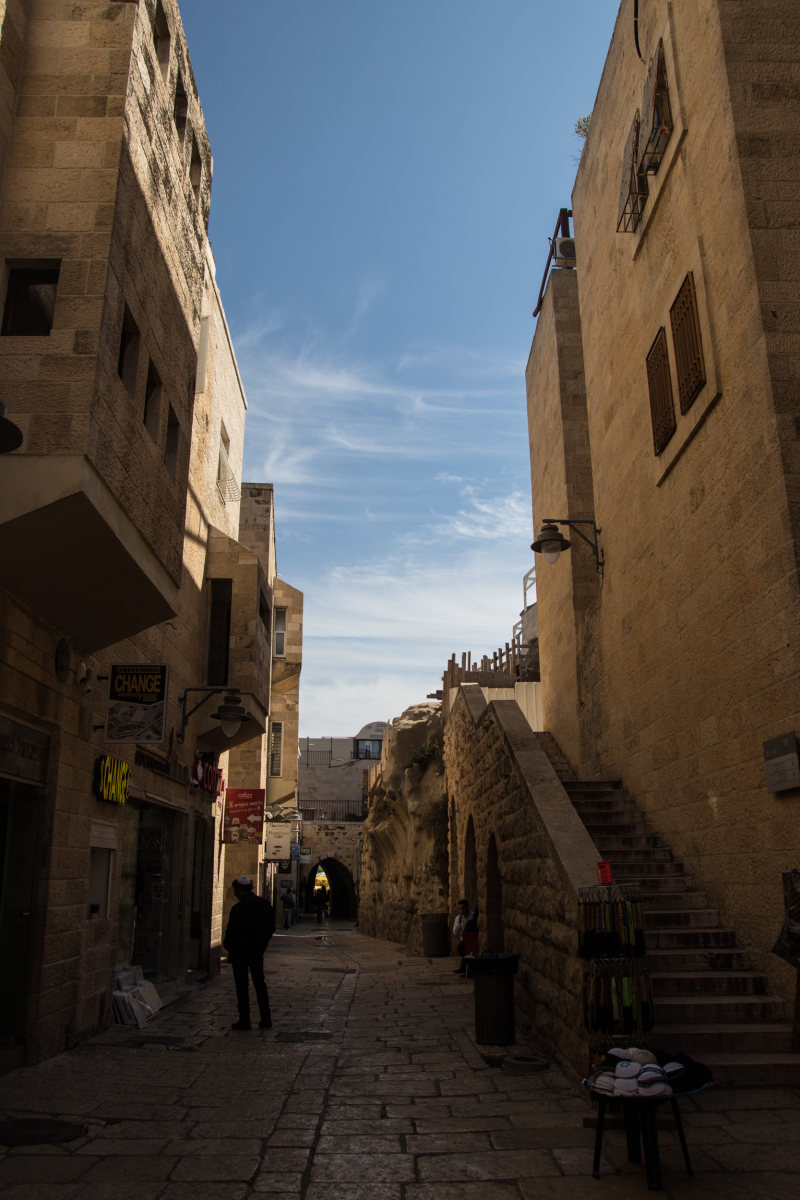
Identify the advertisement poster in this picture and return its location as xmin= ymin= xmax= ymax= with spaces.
xmin=265 ymin=827 xmax=293 ymax=861
xmin=224 ymin=788 xmax=265 ymax=844
xmin=291 ymin=843 xmax=312 ymax=862
xmin=105 ymin=665 xmax=168 ymax=744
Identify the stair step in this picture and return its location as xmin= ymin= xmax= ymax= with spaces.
xmin=624 ymin=875 xmax=693 ymax=893
xmin=650 ymin=1022 xmax=795 ymax=1058
xmin=593 ymin=834 xmax=664 ymax=850
xmin=603 ymin=847 xmax=674 ymax=863
xmin=651 ymin=970 xmax=767 ymax=997
xmin=612 ymin=861 xmax=687 ymax=878
xmin=639 ymin=891 xmax=709 ymax=910
xmin=645 ymin=947 xmax=751 ymax=972
xmin=654 ymin=995 xmax=786 ymax=1024
xmin=646 ymin=927 xmax=738 ymax=950
xmin=701 ymin=1052 xmax=800 ymax=1088
xmin=644 ymin=908 xmax=721 ymax=929
xmin=564 ymin=780 xmax=622 ymax=793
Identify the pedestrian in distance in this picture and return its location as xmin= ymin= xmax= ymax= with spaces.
xmin=280 ymin=885 xmax=296 ymax=930
xmin=314 ymin=883 xmax=328 ymax=924
xmin=223 ymin=876 xmax=275 ymax=1030
xmin=452 ymin=898 xmax=478 ymax=975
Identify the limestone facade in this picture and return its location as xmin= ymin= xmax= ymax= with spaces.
xmin=0 ymin=0 xmax=301 ymax=1066
xmin=526 ymin=0 xmax=800 ymax=1006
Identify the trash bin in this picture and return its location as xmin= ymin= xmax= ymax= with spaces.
xmin=467 ymin=953 xmax=519 ymax=1045
xmin=421 ymin=912 xmax=450 ymax=957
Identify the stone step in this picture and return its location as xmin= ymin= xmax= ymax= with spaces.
xmin=644 ymin=908 xmax=722 ymax=929
xmin=591 ymin=833 xmax=664 ymax=850
xmin=646 ymin=927 xmax=738 ymax=950
xmin=649 ymin=1022 xmax=796 ymax=1058
xmin=639 ymin=890 xmax=709 ymax=911
xmin=645 ymin=947 xmax=752 ymax=972
xmin=563 ymin=780 xmax=622 ymax=794
xmin=601 ymin=846 xmax=675 ymax=863
xmin=701 ymin=1052 xmax=800 ymax=1088
xmin=654 ymin=994 xmax=786 ymax=1024
xmin=583 ymin=820 xmax=655 ymax=837
xmin=622 ymin=874 xmax=694 ymax=893
xmin=611 ymin=860 xmax=688 ymax=878
xmin=651 ymin=970 xmax=767 ymax=998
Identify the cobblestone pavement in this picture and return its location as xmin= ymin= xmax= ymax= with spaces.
xmin=2 ymin=921 xmax=800 ymax=1199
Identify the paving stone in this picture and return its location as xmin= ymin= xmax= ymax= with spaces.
xmin=169 ymin=1155 xmax=260 ymax=1182
xmin=0 ymin=1158 xmax=91 ymax=1184
xmin=308 ymin=1152 xmax=416 ymax=1182
xmin=250 ymin=1173 xmax=303 ymax=1194
xmin=417 ymin=1148 xmax=562 ymax=1180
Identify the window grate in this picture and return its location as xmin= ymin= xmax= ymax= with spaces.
xmin=670 ymin=273 xmax=706 ymax=414
xmin=617 ymin=111 xmax=648 ymax=233
xmin=638 ymin=39 xmax=673 ymax=175
xmin=646 ymin=327 xmax=676 ymax=456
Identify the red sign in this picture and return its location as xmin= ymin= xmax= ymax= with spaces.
xmin=224 ymin=788 xmax=265 ymax=844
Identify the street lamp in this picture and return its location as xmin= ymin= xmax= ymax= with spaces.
xmin=531 ymin=518 xmax=604 ymax=577
xmin=177 ymin=687 xmax=251 ymax=743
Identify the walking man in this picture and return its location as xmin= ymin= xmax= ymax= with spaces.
xmin=223 ymin=876 xmax=275 ymax=1030
xmin=280 ymin=885 xmax=296 ymax=929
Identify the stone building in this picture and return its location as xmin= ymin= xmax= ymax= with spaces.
xmin=0 ymin=0 xmax=301 ymax=1067
xmin=444 ymin=0 xmax=800 ymax=1081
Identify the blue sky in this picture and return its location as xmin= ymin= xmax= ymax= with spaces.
xmin=180 ymin=0 xmax=619 ymax=735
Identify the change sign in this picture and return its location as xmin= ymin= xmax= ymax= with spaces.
xmin=106 ymin=665 xmax=168 ymax=744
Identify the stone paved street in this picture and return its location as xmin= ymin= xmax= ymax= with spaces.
xmin=2 ymin=921 xmax=800 ymax=1199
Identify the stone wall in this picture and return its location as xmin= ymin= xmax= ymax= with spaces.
xmin=359 ymin=703 xmax=449 ymax=952
xmin=444 ymin=685 xmax=600 ymax=1076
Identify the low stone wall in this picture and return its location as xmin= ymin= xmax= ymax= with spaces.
xmin=444 ymin=684 xmax=599 ymax=1075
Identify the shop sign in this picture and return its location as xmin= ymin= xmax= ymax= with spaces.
xmin=105 ymin=665 xmax=168 ymax=744
xmin=764 ymin=733 xmax=800 ymax=793
xmin=224 ymin=788 xmax=265 ymax=844
xmin=192 ymin=755 xmax=223 ymax=796
xmin=265 ymin=827 xmax=293 ymax=861
xmin=94 ymin=755 xmax=130 ymax=805
xmin=0 ymin=716 xmax=50 ymax=785
xmin=290 ymin=843 xmax=312 ymax=862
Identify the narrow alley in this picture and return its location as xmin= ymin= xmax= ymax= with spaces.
xmin=2 ymin=922 xmax=800 ymax=1199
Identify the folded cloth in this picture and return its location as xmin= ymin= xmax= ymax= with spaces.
xmin=589 ymin=1072 xmax=616 ymax=1093
xmin=638 ymin=1082 xmax=672 ymax=1098
xmin=613 ymin=1076 xmax=640 ymax=1096
xmin=637 ymin=1064 xmax=668 ymax=1090
xmin=631 ymin=1048 xmax=657 ymax=1065
xmin=615 ymin=1060 xmax=641 ymax=1078
xmin=607 ymin=1046 xmax=638 ymax=1060
xmin=662 ymin=1061 xmax=685 ymax=1079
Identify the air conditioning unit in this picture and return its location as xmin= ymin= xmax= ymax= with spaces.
xmin=553 ymin=237 xmax=576 ymax=268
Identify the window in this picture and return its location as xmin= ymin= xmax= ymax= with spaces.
xmin=173 ymin=76 xmax=188 ymax=145
xmin=637 ymin=40 xmax=673 ymax=176
xmin=216 ymin=423 xmax=240 ymax=503
xmin=269 ymin=722 xmax=283 ymax=777
xmin=117 ymin=304 xmax=140 ymax=394
xmin=144 ymin=361 xmax=161 ymax=440
xmin=153 ymin=0 xmax=171 ymax=84
xmin=1 ymin=263 xmax=60 ymax=335
xmin=190 ymin=136 xmax=202 ymax=205
xmin=670 ymin=273 xmax=706 ymax=414
xmin=354 ymin=739 xmax=382 ymax=760
xmin=617 ymin=111 xmax=648 ymax=234
xmin=207 ymin=579 xmax=232 ymax=686
xmin=646 ymin=327 xmax=676 ymax=456
xmin=163 ymin=403 xmax=179 ymax=478
xmin=274 ymin=608 xmax=287 ymax=657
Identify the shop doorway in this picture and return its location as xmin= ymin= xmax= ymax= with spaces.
xmin=0 ymin=778 xmax=44 ymax=1064
xmin=132 ymin=806 xmax=174 ymax=980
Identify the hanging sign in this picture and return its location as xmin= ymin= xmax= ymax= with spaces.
xmin=224 ymin=788 xmax=265 ymax=844
xmin=265 ymin=827 xmax=293 ymax=861
xmin=105 ymin=665 xmax=168 ymax=744
xmin=764 ymin=733 xmax=800 ymax=794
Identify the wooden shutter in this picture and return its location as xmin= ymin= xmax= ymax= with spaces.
xmin=646 ymin=327 xmax=676 ymax=455
xmin=670 ymin=273 xmax=706 ymax=413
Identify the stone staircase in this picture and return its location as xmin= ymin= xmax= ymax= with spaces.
xmin=536 ymin=734 xmax=800 ymax=1087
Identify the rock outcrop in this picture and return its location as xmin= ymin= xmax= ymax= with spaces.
xmin=359 ymin=702 xmax=448 ymax=951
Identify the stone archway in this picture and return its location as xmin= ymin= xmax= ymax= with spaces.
xmin=303 ymin=856 xmax=357 ymax=919
xmin=485 ymin=833 xmax=504 ymax=952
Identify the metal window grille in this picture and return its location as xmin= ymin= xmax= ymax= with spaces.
xmin=637 ymin=39 xmax=673 ymax=175
xmin=617 ymin=111 xmax=648 ymax=233
xmin=646 ymin=327 xmax=676 ymax=455
xmin=269 ymin=722 xmax=283 ymax=777
xmin=670 ymin=273 xmax=706 ymax=414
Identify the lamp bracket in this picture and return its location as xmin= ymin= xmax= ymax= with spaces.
xmin=178 ymin=686 xmax=235 ymax=743
xmin=542 ymin=517 xmax=604 ymax=577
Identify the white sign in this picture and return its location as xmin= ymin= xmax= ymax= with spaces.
xmin=265 ymin=828 xmax=292 ymax=861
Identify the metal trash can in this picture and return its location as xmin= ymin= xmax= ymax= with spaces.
xmin=467 ymin=953 xmax=519 ymax=1045
xmin=421 ymin=912 xmax=450 ymax=957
